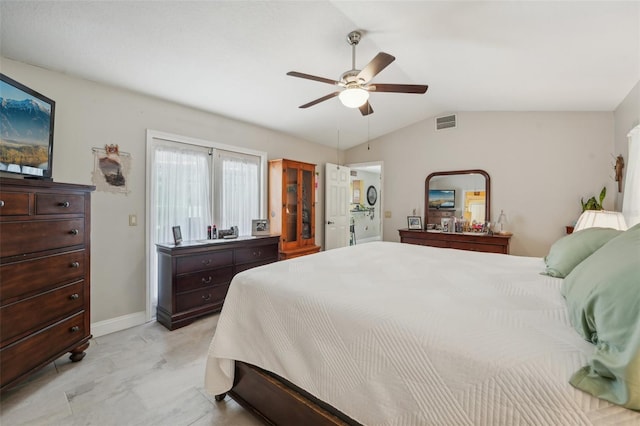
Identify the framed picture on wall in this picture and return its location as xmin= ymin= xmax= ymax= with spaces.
xmin=407 ymin=216 xmax=422 ymax=230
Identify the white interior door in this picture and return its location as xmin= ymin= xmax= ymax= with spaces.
xmin=325 ymin=163 xmax=350 ymax=250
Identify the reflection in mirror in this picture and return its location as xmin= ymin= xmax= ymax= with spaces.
xmin=425 ymin=170 xmax=490 ymax=230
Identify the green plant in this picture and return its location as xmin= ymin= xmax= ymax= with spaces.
xmin=581 ymin=186 xmax=606 ymax=211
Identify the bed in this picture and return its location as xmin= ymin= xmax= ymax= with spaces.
xmin=204 ymin=237 xmax=640 ymax=425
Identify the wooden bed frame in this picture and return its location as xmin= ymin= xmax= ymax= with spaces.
xmin=216 ymin=361 xmax=362 ymax=426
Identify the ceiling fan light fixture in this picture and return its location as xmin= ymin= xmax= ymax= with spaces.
xmin=338 ymin=87 xmax=369 ymax=108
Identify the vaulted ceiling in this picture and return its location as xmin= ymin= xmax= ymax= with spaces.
xmin=1 ymin=1 xmax=638 ymax=149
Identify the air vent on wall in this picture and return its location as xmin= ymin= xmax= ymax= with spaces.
xmin=435 ymin=114 xmax=457 ymax=131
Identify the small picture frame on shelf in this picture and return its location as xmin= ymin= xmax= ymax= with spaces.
xmin=251 ymin=219 xmax=270 ymax=236
xmin=172 ymin=226 xmax=182 ymax=245
xmin=407 ymin=216 xmax=422 ymax=230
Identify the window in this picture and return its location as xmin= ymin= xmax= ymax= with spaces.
xmin=213 ymin=149 xmax=261 ymax=236
xmin=145 ymin=130 xmax=266 ymax=320
xmin=153 ymin=143 xmax=211 ymax=243
xmin=623 ymin=125 xmax=640 ymax=227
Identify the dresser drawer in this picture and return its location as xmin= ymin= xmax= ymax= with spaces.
xmin=0 ymin=219 xmax=85 ymax=258
xmin=0 ymin=312 xmax=86 ymax=387
xmin=0 ymin=192 xmax=31 ymax=216
xmin=176 ymin=284 xmax=229 ymax=313
xmin=1 ymin=250 xmax=85 ymax=303
xmin=1 ymin=281 xmax=85 ymax=344
xmin=235 ymin=244 xmax=278 ymax=265
xmin=176 ymin=250 xmax=233 ymax=274
xmin=402 ymin=237 xmax=448 ymax=248
xmin=36 ymin=193 xmax=85 ymax=215
xmin=176 ymin=266 xmax=233 ymax=293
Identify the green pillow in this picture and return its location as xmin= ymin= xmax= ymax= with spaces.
xmin=544 ymin=228 xmax=623 ymax=278
xmin=562 ymin=223 xmax=640 ymax=409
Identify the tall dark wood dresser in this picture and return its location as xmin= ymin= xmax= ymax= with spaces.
xmin=0 ymin=178 xmax=94 ymax=391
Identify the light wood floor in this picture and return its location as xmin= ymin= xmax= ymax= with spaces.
xmin=0 ymin=314 xmax=262 ymax=426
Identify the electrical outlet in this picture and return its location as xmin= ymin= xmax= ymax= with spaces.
xmin=129 ymin=214 xmax=137 ymax=226
xmin=384 ymin=211 xmax=392 ymax=218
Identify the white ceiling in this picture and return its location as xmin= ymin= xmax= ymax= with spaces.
xmin=1 ymin=1 xmax=638 ymax=149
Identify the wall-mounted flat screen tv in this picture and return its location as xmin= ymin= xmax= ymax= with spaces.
xmin=0 ymin=73 xmax=55 ymax=179
xmin=428 ymin=189 xmax=455 ymax=209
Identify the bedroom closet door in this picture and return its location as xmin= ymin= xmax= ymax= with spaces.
xmin=324 ymin=163 xmax=350 ymax=250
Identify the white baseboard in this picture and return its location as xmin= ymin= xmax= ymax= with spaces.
xmin=91 ymin=311 xmax=147 ymax=338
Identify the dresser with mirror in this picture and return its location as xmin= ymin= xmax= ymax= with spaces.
xmin=399 ymin=169 xmax=511 ymax=254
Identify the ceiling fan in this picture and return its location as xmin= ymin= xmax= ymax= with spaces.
xmin=287 ymin=30 xmax=428 ymax=116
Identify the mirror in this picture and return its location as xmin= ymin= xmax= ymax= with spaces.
xmin=424 ymin=169 xmax=490 ymax=230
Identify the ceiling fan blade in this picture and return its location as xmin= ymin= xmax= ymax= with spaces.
xmin=369 ymin=84 xmax=428 ymax=94
xmin=287 ymin=71 xmax=340 ymax=86
xmin=299 ymin=92 xmax=340 ymax=109
xmin=359 ymin=101 xmax=374 ymax=116
xmin=357 ymin=52 xmax=395 ymax=83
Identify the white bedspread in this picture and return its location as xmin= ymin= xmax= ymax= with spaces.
xmin=204 ymin=242 xmax=640 ymax=425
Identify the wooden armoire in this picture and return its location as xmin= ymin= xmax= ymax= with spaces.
xmin=268 ymin=159 xmax=320 ymax=259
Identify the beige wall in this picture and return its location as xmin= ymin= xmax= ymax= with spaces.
xmin=3 ymin=56 xmax=637 ymax=329
xmin=1 ymin=58 xmax=338 ymax=326
xmin=345 ymin=112 xmax=616 ymax=257
xmin=613 ymin=80 xmax=640 ymax=210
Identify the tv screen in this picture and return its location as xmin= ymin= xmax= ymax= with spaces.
xmin=428 ymin=189 xmax=455 ymax=209
xmin=0 ymin=73 xmax=55 ymax=179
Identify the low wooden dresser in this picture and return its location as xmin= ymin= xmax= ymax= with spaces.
xmin=399 ymin=229 xmax=511 ymax=254
xmin=0 ymin=178 xmax=94 ymax=391
xmin=156 ymin=235 xmax=280 ymax=330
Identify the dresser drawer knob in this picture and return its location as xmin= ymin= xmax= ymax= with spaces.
xmin=70 ymin=229 xmax=79 ymax=235
xmin=70 ymin=261 xmax=80 ymax=268
xmin=201 ymin=259 xmax=212 ymax=265
xmin=202 ymin=276 xmax=212 ymax=284
xmin=59 ymin=201 xmax=71 ymax=208
xmin=69 ymin=293 xmax=80 ymax=300
xmin=202 ymin=293 xmax=212 ymax=302
xmin=0 ymin=200 xmax=4 ymax=207
xmin=70 ymin=326 xmax=80 ymax=333
xmin=252 ymin=250 xmax=262 ymax=257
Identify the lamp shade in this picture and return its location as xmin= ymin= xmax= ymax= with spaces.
xmin=338 ymin=87 xmax=369 ymax=108
xmin=573 ymin=210 xmax=628 ymax=232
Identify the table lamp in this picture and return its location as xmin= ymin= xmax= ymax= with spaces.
xmin=573 ymin=210 xmax=628 ymax=232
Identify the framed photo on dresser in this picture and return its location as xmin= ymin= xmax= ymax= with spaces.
xmin=407 ymin=216 xmax=423 ymax=230
xmin=251 ymin=219 xmax=270 ymax=236
xmin=172 ymin=226 xmax=182 ymax=245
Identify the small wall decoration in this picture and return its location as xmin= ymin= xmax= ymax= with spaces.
xmin=251 ymin=219 xmax=270 ymax=236
xmin=407 ymin=216 xmax=422 ymax=230
xmin=614 ymin=155 xmax=624 ymax=193
xmin=92 ymin=144 xmax=131 ymax=194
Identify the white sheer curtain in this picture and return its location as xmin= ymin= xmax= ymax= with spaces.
xmin=214 ymin=149 xmax=260 ymax=236
xmin=148 ymin=142 xmax=212 ymax=316
xmin=154 ymin=144 xmax=212 ymax=243
xmin=623 ymin=125 xmax=640 ymax=227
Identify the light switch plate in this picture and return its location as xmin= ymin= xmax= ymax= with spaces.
xmin=129 ymin=214 xmax=137 ymax=226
